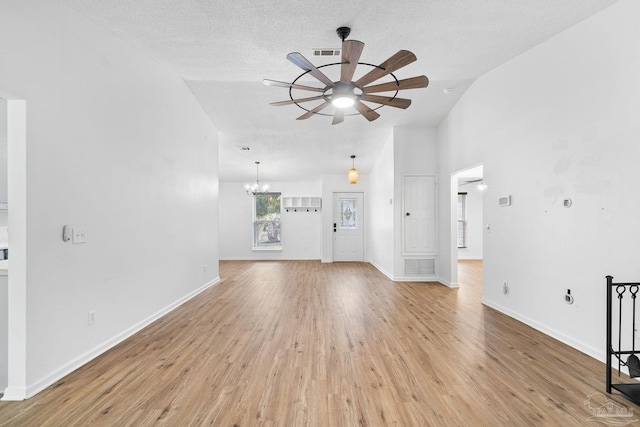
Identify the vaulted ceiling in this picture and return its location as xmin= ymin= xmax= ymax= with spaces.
xmin=60 ymin=0 xmax=618 ymax=182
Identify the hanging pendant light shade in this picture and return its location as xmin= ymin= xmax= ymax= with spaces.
xmin=348 ymin=155 xmax=358 ymax=184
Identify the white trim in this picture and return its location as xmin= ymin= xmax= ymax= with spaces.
xmin=392 ymin=275 xmax=440 ymax=282
xmin=1 ymin=386 xmax=26 ymax=401
xmin=368 ymin=259 xmax=394 ymax=281
xmin=6 ymin=99 xmax=27 ymax=400
xmin=2 ymin=277 xmax=221 ymax=401
xmin=435 ymin=276 xmax=459 ymax=288
xmin=219 ymin=257 xmax=320 ymax=261
xmin=481 ymin=297 xmax=602 ymax=362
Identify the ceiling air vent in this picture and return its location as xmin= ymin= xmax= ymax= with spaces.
xmin=312 ymin=48 xmax=341 ymax=57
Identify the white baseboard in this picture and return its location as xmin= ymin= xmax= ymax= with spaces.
xmin=1 ymin=386 xmax=27 ymax=401
xmin=368 ymin=260 xmax=394 ymax=281
xmin=3 ymin=277 xmax=221 ymax=401
xmin=368 ymin=260 xmax=454 ymax=287
xmin=220 ymin=257 xmax=321 ymax=261
xmin=436 ymin=278 xmax=459 ymax=288
xmin=392 ymin=275 xmax=440 ymax=282
xmin=481 ymin=297 xmax=602 ymax=362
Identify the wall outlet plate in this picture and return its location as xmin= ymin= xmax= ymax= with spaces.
xmin=72 ymin=228 xmax=87 ymax=244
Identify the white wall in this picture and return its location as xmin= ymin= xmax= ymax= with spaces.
xmin=0 ymin=0 xmax=219 ymax=399
xmin=457 ymin=183 xmax=483 ymax=260
xmin=219 ymin=181 xmax=322 ymax=260
xmin=368 ymin=137 xmax=395 ymax=277
xmin=0 ymin=99 xmax=6 ymax=391
xmin=0 ymin=98 xmax=6 ymax=227
xmin=437 ymin=0 xmax=639 ymax=360
xmin=393 ymin=127 xmax=438 ymax=280
xmin=0 ymin=273 xmax=5 ymax=392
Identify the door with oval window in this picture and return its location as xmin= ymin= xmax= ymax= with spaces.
xmin=333 ymin=192 xmax=364 ymax=262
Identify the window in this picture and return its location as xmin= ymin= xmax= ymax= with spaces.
xmin=339 ymin=198 xmax=358 ymax=229
xmin=457 ymin=192 xmax=467 ymax=248
xmin=253 ymin=192 xmax=281 ymax=250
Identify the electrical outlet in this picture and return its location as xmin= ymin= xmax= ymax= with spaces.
xmin=203 ymin=265 xmax=207 ymax=273
xmin=88 ymin=310 xmax=96 ymax=325
xmin=72 ymin=228 xmax=87 ymax=244
xmin=503 ymin=282 xmax=509 ymax=295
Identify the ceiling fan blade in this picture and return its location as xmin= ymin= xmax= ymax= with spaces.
xmin=297 ymin=101 xmax=330 ymax=120
xmin=363 ymin=75 xmax=429 ymax=94
xmin=287 ymin=52 xmax=334 ymax=87
xmin=353 ymin=100 xmax=380 ymax=122
xmin=332 ymin=109 xmax=345 ymax=125
xmin=355 ymin=50 xmax=417 ymax=88
xmin=263 ymin=79 xmax=325 ymax=93
xmin=340 ymin=40 xmax=365 ymax=84
xmin=270 ymin=95 xmax=326 ymax=106
xmin=360 ymin=94 xmax=412 ymax=109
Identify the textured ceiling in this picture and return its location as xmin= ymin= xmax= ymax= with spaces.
xmin=60 ymin=0 xmax=618 ymax=182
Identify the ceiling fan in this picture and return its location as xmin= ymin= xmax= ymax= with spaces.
xmin=263 ymin=27 xmax=429 ymax=125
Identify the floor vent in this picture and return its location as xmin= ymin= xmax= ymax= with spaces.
xmin=405 ymin=259 xmax=435 ymax=276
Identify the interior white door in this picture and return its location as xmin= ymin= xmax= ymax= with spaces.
xmin=333 ymin=192 xmax=364 ymax=262
xmin=403 ymin=176 xmax=436 ymax=254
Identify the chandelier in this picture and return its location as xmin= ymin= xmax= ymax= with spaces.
xmin=245 ymin=161 xmax=269 ymax=195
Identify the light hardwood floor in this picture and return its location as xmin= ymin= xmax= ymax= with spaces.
xmin=0 ymin=260 xmax=633 ymax=425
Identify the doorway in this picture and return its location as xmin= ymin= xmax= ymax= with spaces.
xmin=451 ymin=165 xmax=484 ymax=286
xmin=0 ymin=95 xmax=27 ymax=400
xmin=332 ymin=192 xmax=364 ymax=262
xmin=456 ymin=166 xmax=484 ymax=262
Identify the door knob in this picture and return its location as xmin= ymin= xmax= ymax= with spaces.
xmin=406 ymin=212 xmax=411 ymax=216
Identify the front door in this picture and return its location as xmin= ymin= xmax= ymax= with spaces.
xmin=333 ymin=192 xmax=364 ymax=262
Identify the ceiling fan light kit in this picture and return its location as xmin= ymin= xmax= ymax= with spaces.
xmin=330 ymin=82 xmax=357 ymax=108
xmin=264 ymin=27 xmax=429 ymax=125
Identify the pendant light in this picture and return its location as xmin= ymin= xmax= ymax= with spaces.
xmin=348 ymin=155 xmax=358 ymax=184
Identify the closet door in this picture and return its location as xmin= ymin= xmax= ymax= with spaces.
xmin=402 ymin=175 xmax=436 ymax=255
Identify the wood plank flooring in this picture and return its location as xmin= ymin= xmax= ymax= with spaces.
xmin=0 ymin=260 xmax=634 ymax=426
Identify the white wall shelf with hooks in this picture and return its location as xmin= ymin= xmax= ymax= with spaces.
xmin=282 ymin=197 xmax=322 ymax=211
